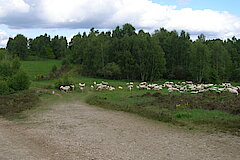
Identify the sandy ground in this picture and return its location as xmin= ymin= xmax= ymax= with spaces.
xmin=0 ymin=101 xmax=239 ymax=160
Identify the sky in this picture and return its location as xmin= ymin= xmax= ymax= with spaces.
xmin=0 ymin=0 xmax=240 ymax=48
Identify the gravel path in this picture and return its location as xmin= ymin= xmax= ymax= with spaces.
xmin=0 ymin=101 xmax=239 ymax=160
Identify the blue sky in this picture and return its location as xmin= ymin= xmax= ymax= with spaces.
xmin=153 ymin=0 xmax=240 ymax=16
xmin=0 ymin=0 xmax=240 ymax=47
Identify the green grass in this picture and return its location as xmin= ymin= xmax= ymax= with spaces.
xmin=21 ymin=60 xmax=62 ymax=80
xmin=86 ymin=91 xmax=240 ymax=135
xmin=17 ymin=60 xmax=240 ymax=135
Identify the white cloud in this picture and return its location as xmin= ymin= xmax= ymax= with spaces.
xmin=0 ymin=0 xmax=240 ymax=40
xmin=0 ymin=0 xmax=30 ymax=17
xmin=36 ymin=0 xmax=240 ymax=39
xmin=0 ymin=30 xmax=9 ymax=48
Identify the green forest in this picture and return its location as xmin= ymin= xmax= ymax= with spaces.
xmin=4 ymin=24 xmax=240 ymax=83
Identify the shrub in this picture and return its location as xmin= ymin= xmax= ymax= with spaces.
xmin=9 ymin=71 xmax=31 ymax=91
xmin=55 ymin=74 xmax=74 ymax=89
xmin=0 ymin=90 xmax=39 ymax=116
xmin=11 ymin=57 xmax=21 ymax=71
xmin=0 ymin=60 xmax=13 ymax=78
xmin=62 ymin=59 xmax=70 ymax=66
xmin=35 ymin=74 xmax=45 ymax=80
xmin=0 ymin=80 xmax=12 ymax=95
xmin=51 ymin=64 xmax=58 ymax=72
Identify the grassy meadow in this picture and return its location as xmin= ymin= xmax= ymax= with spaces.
xmin=4 ymin=60 xmax=238 ymax=135
xmin=21 ymin=60 xmax=62 ymax=80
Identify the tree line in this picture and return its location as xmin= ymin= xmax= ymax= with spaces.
xmin=6 ymin=34 xmax=67 ymax=60
xmin=5 ymin=24 xmax=240 ymax=82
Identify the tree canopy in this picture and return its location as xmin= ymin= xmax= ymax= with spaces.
xmin=5 ymin=24 xmax=240 ymax=82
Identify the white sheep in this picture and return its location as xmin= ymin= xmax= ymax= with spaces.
xmin=237 ymin=87 xmax=240 ymax=93
xmin=70 ymin=84 xmax=75 ymax=91
xmin=79 ymin=83 xmax=85 ymax=92
xmin=108 ymin=86 xmax=115 ymax=91
xmin=60 ymin=86 xmax=71 ymax=92
xmin=128 ymin=85 xmax=133 ymax=91
xmin=227 ymin=88 xmax=238 ymax=95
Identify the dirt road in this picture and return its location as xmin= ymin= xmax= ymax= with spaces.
xmin=0 ymin=101 xmax=239 ymax=160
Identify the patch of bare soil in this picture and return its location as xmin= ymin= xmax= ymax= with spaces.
xmin=0 ymin=101 xmax=239 ymax=160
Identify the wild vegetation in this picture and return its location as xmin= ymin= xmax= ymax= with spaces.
xmin=0 ymin=49 xmax=30 ymax=95
xmin=5 ymin=24 xmax=240 ymax=83
xmin=0 ymin=90 xmax=39 ymax=118
xmin=1 ymin=24 xmax=240 ymax=135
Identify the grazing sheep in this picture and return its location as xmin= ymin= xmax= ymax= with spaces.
xmin=60 ymin=86 xmax=71 ymax=92
xmin=108 ymin=86 xmax=115 ymax=91
xmin=128 ymin=85 xmax=133 ymax=91
xmin=191 ymin=91 xmax=198 ymax=94
xmin=237 ymin=87 xmax=240 ymax=93
xmin=136 ymin=83 xmax=148 ymax=89
xmin=118 ymin=86 xmax=123 ymax=89
xmin=168 ymin=87 xmax=179 ymax=92
xmin=227 ymin=88 xmax=238 ymax=95
xmin=186 ymin=81 xmax=193 ymax=84
xmin=79 ymin=83 xmax=85 ymax=92
xmin=101 ymin=81 xmax=109 ymax=85
xmin=70 ymin=84 xmax=75 ymax=91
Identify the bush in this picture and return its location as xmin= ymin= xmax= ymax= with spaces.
xmin=51 ymin=64 xmax=58 ymax=72
xmin=55 ymin=74 xmax=74 ymax=89
xmin=0 ymin=90 xmax=39 ymax=116
xmin=9 ymin=71 xmax=31 ymax=91
xmin=62 ymin=59 xmax=70 ymax=66
xmin=0 ymin=80 xmax=12 ymax=95
xmin=35 ymin=74 xmax=45 ymax=80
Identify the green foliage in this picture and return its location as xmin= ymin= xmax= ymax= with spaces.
xmin=0 ymin=56 xmax=20 ymax=80
xmin=51 ymin=35 xmax=67 ymax=59
xmin=189 ymin=41 xmax=211 ymax=82
xmin=103 ymin=62 xmax=121 ymax=79
xmin=0 ymin=80 xmax=12 ymax=95
xmin=0 ymin=48 xmax=8 ymax=60
xmin=5 ymin=24 xmax=240 ymax=83
xmin=69 ymin=24 xmax=166 ymax=81
xmin=0 ymin=56 xmax=30 ymax=95
xmin=153 ymin=29 xmax=190 ymax=80
xmin=8 ymin=71 xmax=31 ymax=91
xmin=51 ymin=64 xmax=58 ymax=72
xmin=6 ymin=34 xmax=28 ymax=59
xmin=45 ymin=46 xmax=55 ymax=59
xmin=55 ymin=74 xmax=74 ymax=89
xmin=231 ymin=68 xmax=240 ymax=81
xmin=62 ymin=59 xmax=70 ymax=66
xmin=35 ymin=74 xmax=45 ymax=80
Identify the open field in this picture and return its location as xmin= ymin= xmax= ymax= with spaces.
xmin=5 ymin=60 xmax=237 ymax=135
xmin=0 ymin=60 xmax=239 ymax=159
xmin=21 ymin=60 xmax=62 ymax=80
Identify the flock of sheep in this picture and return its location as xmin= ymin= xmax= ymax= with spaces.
xmin=59 ymin=81 xmax=240 ymax=95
